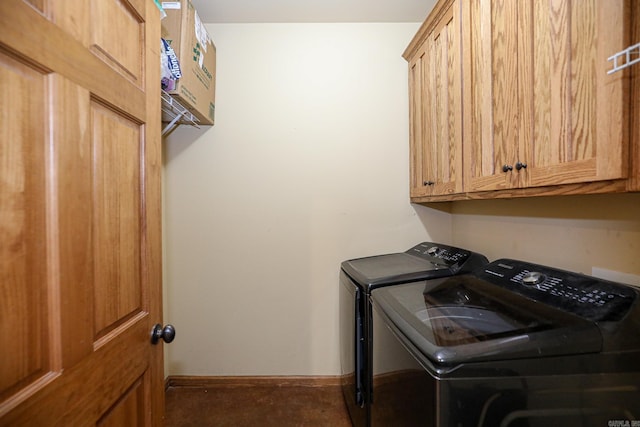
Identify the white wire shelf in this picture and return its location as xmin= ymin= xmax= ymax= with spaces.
xmin=161 ymin=89 xmax=199 ymax=136
xmin=607 ymin=42 xmax=640 ymax=75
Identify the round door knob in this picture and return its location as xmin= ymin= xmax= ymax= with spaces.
xmin=151 ymin=324 xmax=176 ymax=344
xmin=502 ymin=165 xmax=513 ymax=173
xmin=515 ymin=162 xmax=527 ymax=170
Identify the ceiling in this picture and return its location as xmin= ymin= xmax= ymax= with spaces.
xmin=188 ymin=0 xmax=437 ymax=23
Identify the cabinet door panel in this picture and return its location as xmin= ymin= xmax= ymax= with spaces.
xmin=408 ymin=49 xmax=427 ymax=198
xmin=463 ymin=0 xmax=519 ymax=191
xmin=408 ymin=0 xmax=463 ymax=199
xmin=427 ymin=4 xmax=462 ymax=196
xmin=525 ymin=0 xmax=628 ymax=187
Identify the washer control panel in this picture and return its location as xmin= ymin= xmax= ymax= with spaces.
xmin=520 ymin=271 xmax=546 ymax=286
xmin=479 ymin=259 xmax=638 ymax=322
xmin=407 ymin=242 xmax=475 ymax=266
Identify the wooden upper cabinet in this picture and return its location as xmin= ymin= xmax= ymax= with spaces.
xmin=405 ymin=0 xmax=463 ymax=199
xmin=406 ymin=0 xmax=636 ymax=202
xmin=462 ymin=0 xmax=630 ymax=195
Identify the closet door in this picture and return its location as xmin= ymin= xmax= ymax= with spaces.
xmin=0 ymin=1 xmax=164 ymax=425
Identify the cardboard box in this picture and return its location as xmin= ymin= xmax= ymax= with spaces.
xmin=162 ymin=0 xmax=216 ymax=125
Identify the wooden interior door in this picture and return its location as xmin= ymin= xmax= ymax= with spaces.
xmin=0 ymin=0 xmax=164 ymax=425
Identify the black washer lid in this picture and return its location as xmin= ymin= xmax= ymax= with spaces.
xmin=371 ymin=277 xmax=603 ymax=365
xmin=341 ymin=242 xmax=488 ymax=290
xmin=341 ymin=253 xmax=446 ymax=289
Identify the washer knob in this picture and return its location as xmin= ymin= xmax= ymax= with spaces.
xmin=426 ymin=246 xmax=440 ymax=256
xmin=521 ymin=271 xmax=546 ymax=286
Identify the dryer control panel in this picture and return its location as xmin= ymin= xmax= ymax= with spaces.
xmin=406 ymin=242 xmax=481 ymax=267
xmin=479 ymin=259 xmax=638 ymax=322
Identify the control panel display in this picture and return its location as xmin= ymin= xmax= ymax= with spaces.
xmin=478 ymin=260 xmax=638 ymax=322
xmin=407 ymin=243 xmax=470 ymax=265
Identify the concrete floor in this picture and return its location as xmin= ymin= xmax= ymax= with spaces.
xmin=164 ymin=383 xmax=352 ymax=427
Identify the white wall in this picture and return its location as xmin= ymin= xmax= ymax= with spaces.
xmin=163 ymin=23 xmax=452 ymax=376
xmin=451 ymin=194 xmax=640 ymax=284
xmin=163 ymin=22 xmax=640 ymax=379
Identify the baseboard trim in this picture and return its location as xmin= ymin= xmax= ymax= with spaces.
xmin=165 ymin=375 xmax=342 ymax=389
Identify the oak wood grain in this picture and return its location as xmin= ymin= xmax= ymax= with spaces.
xmin=410 ymin=179 xmax=628 ymax=203
xmin=457 ymin=0 xmax=632 ymax=201
xmin=406 ymin=0 xmax=463 ymax=197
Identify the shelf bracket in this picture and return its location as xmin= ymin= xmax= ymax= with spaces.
xmin=161 ymin=89 xmax=200 ymax=136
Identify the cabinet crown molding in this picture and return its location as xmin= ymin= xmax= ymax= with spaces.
xmin=403 ymin=0 xmax=455 ymax=61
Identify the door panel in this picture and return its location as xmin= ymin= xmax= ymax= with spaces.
xmin=90 ymin=0 xmax=145 ymax=84
xmin=0 ymin=50 xmax=49 ymax=403
xmin=52 ymin=74 xmax=95 ymax=369
xmin=97 ymin=377 xmax=146 ymax=427
xmin=0 ymin=0 xmax=162 ymax=425
xmin=92 ymin=101 xmax=143 ymax=338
